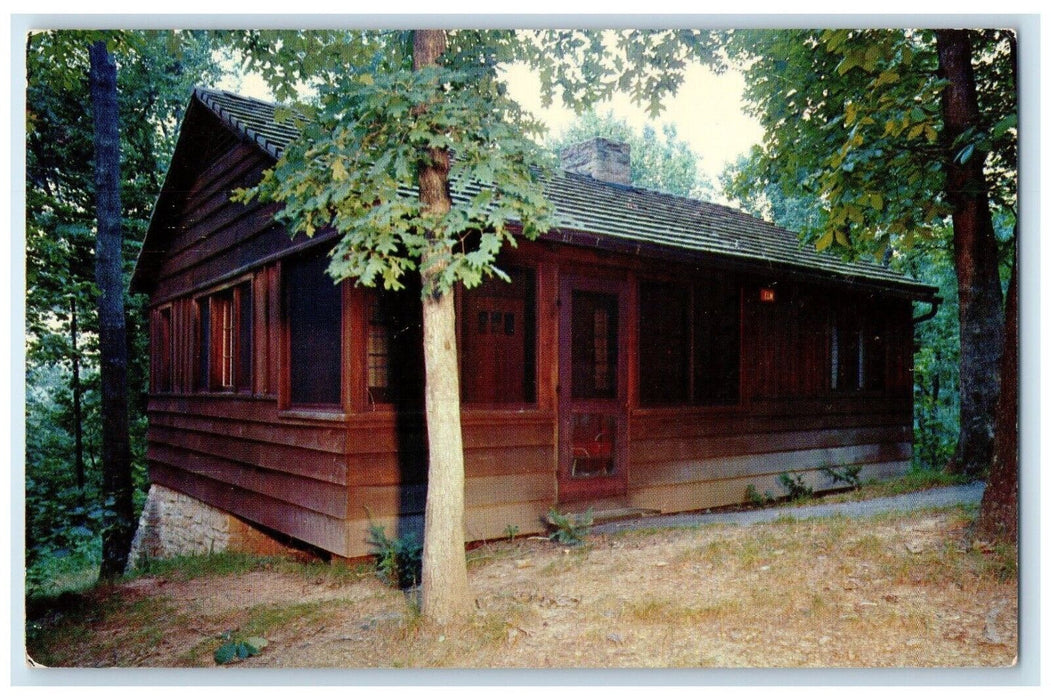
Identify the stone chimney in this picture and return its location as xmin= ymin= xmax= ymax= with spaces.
xmin=559 ymin=137 xmax=631 ymax=186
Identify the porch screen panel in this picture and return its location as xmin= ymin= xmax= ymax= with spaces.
xmin=571 ymin=290 xmax=619 ymax=400
xmin=694 ymin=277 xmax=740 ymax=405
xmin=365 ymin=286 xmax=423 ymax=408
xmin=285 ymin=248 xmax=342 ymax=407
xmin=236 ymin=282 xmax=253 ymax=392
xmin=637 ymin=275 xmax=740 ymax=406
xmin=638 ymin=281 xmax=689 ymax=406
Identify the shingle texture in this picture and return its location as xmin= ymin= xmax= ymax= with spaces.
xmin=191 ymin=87 xmax=935 ymax=298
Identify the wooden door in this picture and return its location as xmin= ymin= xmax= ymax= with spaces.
xmin=462 ymin=295 xmax=527 ymax=403
xmin=558 ymin=276 xmax=629 ymax=502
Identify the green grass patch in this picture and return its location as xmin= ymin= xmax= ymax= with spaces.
xmin=627 ymin=597 xmax=741 ymax=625
xmin=277 ymin=557 xmax=373 ymax=585
xmin=181 ymin=598 xmax=340 ymax=665
xmin=26 ymin=590 xmax=182 ymax=667
xmin=867 ymin=468 xmax=972 ymax=496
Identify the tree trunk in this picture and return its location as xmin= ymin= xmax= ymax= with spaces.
xmin=70 ymin=296 xmax=86 ymax=506
xmin=976 ymin=248 xmax=1017 ymax=544
xmin=413 ymin=28 xmax=472 ymax=624
xmin=90 ymin=40 xmax=135 ymax=579
xmin=936 ymin=29 xmax=1006 ymax=479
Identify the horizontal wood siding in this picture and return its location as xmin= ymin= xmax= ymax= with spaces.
xmin=342 ymin=411 xmax=555 ymax=558
xmin=626 ymin=401 xmax=912 ymax=513
xmin=151 ymin=143 xmax=297 ymax=303
xmin=147 ymin=395 xmax=351 ymax=553
xmin=152 ymin=462 xmax=349 ymax=555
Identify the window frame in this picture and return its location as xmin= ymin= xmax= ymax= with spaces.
xmin=193 ymin=278 xmax=253 ymax=394
xmin=151 ymin=303 xmax=175 ymax=394
xmin=830 ymin=301 xmax=887 ymax=394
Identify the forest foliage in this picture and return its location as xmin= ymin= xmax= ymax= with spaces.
xmin=24 ymin=30 xmax=223 ymax=594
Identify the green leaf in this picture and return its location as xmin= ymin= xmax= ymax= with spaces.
xmin=214 ymin=642 xmax=237 ymax=665
xmin=874 ymin=70 xmax=899 ymax=87
xmin=815 ymin=230 xmax=834 ymax=251
xmin=955 ymin=143 xmax=976 ymax=165
xmin=991 ymin=113 xmax=1017 ymax=138
xmin=844 ymin=102 xmax=857 ymax=127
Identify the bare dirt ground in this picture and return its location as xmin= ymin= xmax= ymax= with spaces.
xmin=26 ymin=500 xmax=1017 ymax=670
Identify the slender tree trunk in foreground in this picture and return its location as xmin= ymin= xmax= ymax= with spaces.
xmin=414 ymin=28 xmax=472 ymax=624
xmin=70 ymin=295 xmax=86 ymax=499
xmin=976 ymin=249 xmax=1017 ymax=544
xmin=90 ymin=40 xmax=136 ymax=579
xmin=936 ymin=29 xmax=1005 ymax=479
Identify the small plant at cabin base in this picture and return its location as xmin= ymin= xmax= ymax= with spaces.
xmin=821 ymin=465 xmax=863 ymax=489
xmin=777 ymin=471 xmax=814 ymax=502
xmin=745 ymin=484 xmax=776 ymax=507
xmin=503 ymin=524 xmax=520 ymax=541
xmin=366 ymin=523 xmax=423 ymax=590
xmin=213 ymin=630 xmax=268 ymax=665
xmin=546 ymin=508 xmax=593 ymax=546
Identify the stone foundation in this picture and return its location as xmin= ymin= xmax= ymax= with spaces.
xmin=126 ymin=484 xmax=298 ymax=572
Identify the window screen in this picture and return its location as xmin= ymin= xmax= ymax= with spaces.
xmin=285 ymin=249 xmax=342 ymax=407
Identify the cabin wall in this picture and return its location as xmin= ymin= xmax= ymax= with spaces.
xmin=626 ymin=399 xmax=912 ymax=514
xmin=143 ymin=135 xmax=355 ymax=555
xmin=625 ymin=278 xmax=914 ymax=514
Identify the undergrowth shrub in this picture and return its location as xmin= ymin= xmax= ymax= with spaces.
xmin=745 ymin=484 xmax=775 ymax=507
xmin=821 ymin=465 xmax=862 ymax=489
xmin=367 ymin=524 xmax=422 ymax=589
xmin=546 ymin=508 xmax=593 ymax=546
xmin=777 ymin=471 xmax=813 ymax=501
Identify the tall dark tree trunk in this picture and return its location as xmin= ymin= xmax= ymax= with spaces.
xmin=936 ymin=29 xmax=1006 ymax=479
xmin=977 ymin=248 xmax=1017 ymax=543
xmin=413 ymin=29 xmax=471 ymax=624
xmin=90 ymin=40 xmax=135 ymax=579
xmin=975 ymin=32 xmax=1019 ymax=546
xmin=70 ymin=296 xmax=86 ymax=503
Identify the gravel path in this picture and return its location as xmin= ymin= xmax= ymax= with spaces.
xmin=592 ymin=482 xmax=986 ymax=535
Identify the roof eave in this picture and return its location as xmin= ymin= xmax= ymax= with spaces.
xmin=540 ymin=226 xmax=939 ymax=302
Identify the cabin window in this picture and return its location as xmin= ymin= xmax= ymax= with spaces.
xmin=284 ymin=248 xmax=342 ymax=407
xmin=460 ymin=268 xmax=537 ymax=404
xmin=364 ymin=287 xmax=422 ymax=408
xmin=694 ymin=277 xmax=741 ymax=404
xmin=152 ymin=306 xmax=174 ymax=393
xmin=831 ymin=305 xmax=885 ymax=392
xmin=195 ymin=282 xmax=252 ymax=392
xmin=638 ymin=276 xmax=740 ymax=406
xmin=366 ymin=295 xmax=392 ymax=404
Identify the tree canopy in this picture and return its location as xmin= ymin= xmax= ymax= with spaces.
xmin=724 ymin=29 xmax=1015 ymax=259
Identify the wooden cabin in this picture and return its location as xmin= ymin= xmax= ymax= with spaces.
xmin=131 ymin=88 xmax=938 ymax=559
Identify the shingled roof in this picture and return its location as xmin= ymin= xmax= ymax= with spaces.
xmin=168 ymin=87 xmax=937 ymax=300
